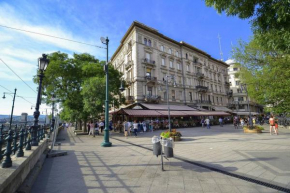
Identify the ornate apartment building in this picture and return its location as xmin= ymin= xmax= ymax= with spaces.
xmin=111 ymin=21 xmax=231 ymax=111
xmin=226 ymin=59 xmax=263 ymax=115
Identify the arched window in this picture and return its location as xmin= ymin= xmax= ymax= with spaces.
xmin=168 ymin=48 xmax=172 ymax=54
xmin=160 ymin=45 xmax=164 ymax=51
xmin=176 ymin=51 xmax=179 ymax=57
xmin=144 ymin=38 xmax=147 ymax=45
xmin=148 ymin=39 xmax=151 ymax=47
xmin=186 ymin=53 xmax=188 ymax=59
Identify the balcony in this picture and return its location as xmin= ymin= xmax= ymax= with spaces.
xmin=124 ymin=61 xmax=133 ymax=70
xmin=144 ymin=76 xmax=157 ymax=83
xmin=196 ymin=85 xmax=208 ymax=92
xmin=143 ymin=95 xmax=161 ymax=104
xmin=125 ymin=96 xmax=135 ymax=104
xmin=142 ymin=58 xmax=155 ymax=66
xmin=195 ymin=72 xmax=204 ymax=79
xmin=194 ymin=100 xmax=212 ymax=105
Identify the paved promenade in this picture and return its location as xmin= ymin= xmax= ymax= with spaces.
xmin=31 ymin=126 xmax=289 ymax=193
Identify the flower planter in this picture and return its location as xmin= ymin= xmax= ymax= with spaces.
xmin=243 ymin=127 xmax=262 ymax=133
xmin=174 ymin=136 xmax=181 ymax=141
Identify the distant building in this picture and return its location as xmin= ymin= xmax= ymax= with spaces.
xmin=225 ymin=59 xmax=263 ymax=116
xmin=111 ymin=21 xmax=231 ymax=112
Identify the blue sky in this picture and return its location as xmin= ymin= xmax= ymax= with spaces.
xmin=0 ymin=0 xmax=252 ymax=115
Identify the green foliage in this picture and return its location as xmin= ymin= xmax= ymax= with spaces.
xmin=205 ymin=0 xmax=290 ymax=53
xmin=232 ymin=36 xmax=290 ymax=114
xmin=36 ymin=52 xmax=123 ymax=122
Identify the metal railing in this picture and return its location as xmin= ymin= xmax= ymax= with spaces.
xmin=142 ymin=58 xmax=155 ymax=65
xmin=0 ymin=123 xmax=48 ymax=168
xmin=194 ymin=100 xmax=212 ymax=104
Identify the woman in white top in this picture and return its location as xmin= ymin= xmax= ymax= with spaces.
xmin=133 ymin=120 xmax=138 ymax=137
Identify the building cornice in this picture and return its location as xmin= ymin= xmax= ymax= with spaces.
xmin=111 ymin=21 xmax=230 ymax=68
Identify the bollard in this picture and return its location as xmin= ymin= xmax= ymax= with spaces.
xmin=12 ymin=125 xmax=18 ymax=155
xmin=2 ymin=130 xmax=13 ymax=168
xmin=25 ymin=127 xmax=32 ymax=150
xmin=16 ymin=127 xmax=24 ymax=157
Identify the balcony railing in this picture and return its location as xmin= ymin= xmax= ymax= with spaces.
xmin=194 ymin=100 xmax=212 ymax=105
xmin=124 ymin=61 xmax=133 ymax=70
xmin=195 ymin=72 xmax=204 ymax=79
xmin=196 ymin=85 xmax=208 ymax=92
xmin=125 ymin=96 xmax=135 ymax=104
xmin=143 ymin=95 xmax=161 ymax=104
xmin=144 ymin=76 xmax=157 ymax=82
xmin=142 ymin=58 xmax=155 ymax=65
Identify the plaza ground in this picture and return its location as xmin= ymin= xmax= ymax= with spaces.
xmin=31 ymin=124 xmax=290 ymax=193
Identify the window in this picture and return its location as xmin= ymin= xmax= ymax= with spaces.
xmin=211 ymin=84 xmax=213 ymax=91
xmin=186 ymin=64 xmax=190 ymax=71
xmin=160 ymin=45 xmax=164 ymax=51
xmin=161 ymin=58 xmax=165 ymax=66
xmin=208 ymin=95 xmax=211 ymax=102
xmin=128 ymin=88 xmax=130 ymax=96
xmin=146 ymin=68 xmax=151 ymax=77
xmin=144 ymin=38 xmax=147 ymax=45
xmin=233 ymin=68 xmax=238 ymax=71
xmin=176 ymin=51 xmax=179 ymax=57
xmin=237 ymin=88 xmax=242 ymax=93
xmin=189 ymin=92 xmax=192 ymax=101
xmin=164 ymin=92 xmax=167 ymax=100
xmin=147 ymin=86 xmax=152 ymax=96
xmin=212 ymin=96 xmax=215 ymax=103
xmin=148 ymin=39 xmax=151 ymax=47
xmin=168 ymin=49 xmax=172 ymax=54
xmin=169 ymin=61 xmax=173 ymax=68
xmin=194 ymin=57 xmax=198 ymax=63
xmin=186 ymin=53 xmax=188 ymax=59
xmin=177 ymin=63 xmax=181 ymax=70
xmin=178 ymin=76 xmax=182 ymax=84
xmin=221 ymin=97 xmax=223 ymax=104
xmin=179 ymin=91 xmax=182 ymax=100
xmin=217 ymin=97 xmax=219 ymax=103
xmin=171 ymin=90 xmax=175 ymax=100
xmin=236 ymin=81 xmax=240 ymax=86
xmin=238 ymin=97 xmax=243 ymax=101
xmin=146 ymin=52 xmax=150 ymax=60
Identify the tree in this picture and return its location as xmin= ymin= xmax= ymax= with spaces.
xmin=36 ymin=52 xmax=124 ymax=124
xmin=233 ymin=37 xmax=290 ymax=113
xmin=205 ymin=0 xmax=290 ymax=53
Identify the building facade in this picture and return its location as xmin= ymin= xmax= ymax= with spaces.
xmin=111 ymin=21 xmax=231 ymax=111
xmin=226 ymin=59 xmax=263 ymax=115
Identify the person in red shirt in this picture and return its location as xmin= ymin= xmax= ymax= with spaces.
xmin=269 ymin=115 xmax=276 ymax=135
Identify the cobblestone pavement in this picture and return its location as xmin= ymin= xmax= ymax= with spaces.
xmin=30 ymin=126 xmax=287 ymax=193
xmin=112 ymin=124 xmax=290 ymax=192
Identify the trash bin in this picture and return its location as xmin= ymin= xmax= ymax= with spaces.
xmin=152 ymin=136 xmax=161 ymax=156
xmin=162 ymin=138 xmax=174 ymax=158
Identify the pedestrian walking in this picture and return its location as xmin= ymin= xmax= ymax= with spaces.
xmin=205 ymin=117 xmax=210 ymax=129
xmin=240 ymin=118 xmax=245 ymax=127
xmin=149 ymin=120 xmax=153 ymax=132
xmin=127 ymin=121 xmax=132 ymax=136
xmin=88 ymin=121 xmax=94 ymax=136
xmin=99 ymin=120 xmax=104 ymax=133
xmin=142 ymin=121 xmax=147 ymax=132
xmin=274 ymin=117 xmax=279 ymax=135
xmin=138 ymin=121 xmax=142 ymax=132
xmin=87 ymin=123 xmax=90 ymax=134
xmin=123 ymin=121 xmax=128 ymax=138
xmin=201 ymin=118 xmax=205 ymax=127
xmin=233 ymin=118 xmax=238 ymax=129
xmin=269 ymin=115 xmax=275 ymax=135
xmin=94 ymin=121 xmax=99 ymax=136
xmin=219 ymin=117 xmax=223 ymax=127
xmin=133 ymin=120 xmax=138 ymax=137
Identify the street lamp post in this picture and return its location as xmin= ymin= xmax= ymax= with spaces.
xmin=163 ymin=75 xmax=177 ymax=132
xmin=32 ymin=54 xmax=49 ymax=146
xmin=2 ymin=89 xmax=17 ymax=130
xmin=241 ymin=83 xmax=253 ymax=128
xmin=100 ymin=37 xmax=112 ymax=147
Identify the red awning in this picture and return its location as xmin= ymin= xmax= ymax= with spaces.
xmin=201 ymin=111 xmax=230 ymax=116
xmin=156 ymin=110 xmax=188 ymax=117
xmin=122 ymin=109 xmax=162 ymax=117
xmin=182 ymin=111 xmax=206 ymax=116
